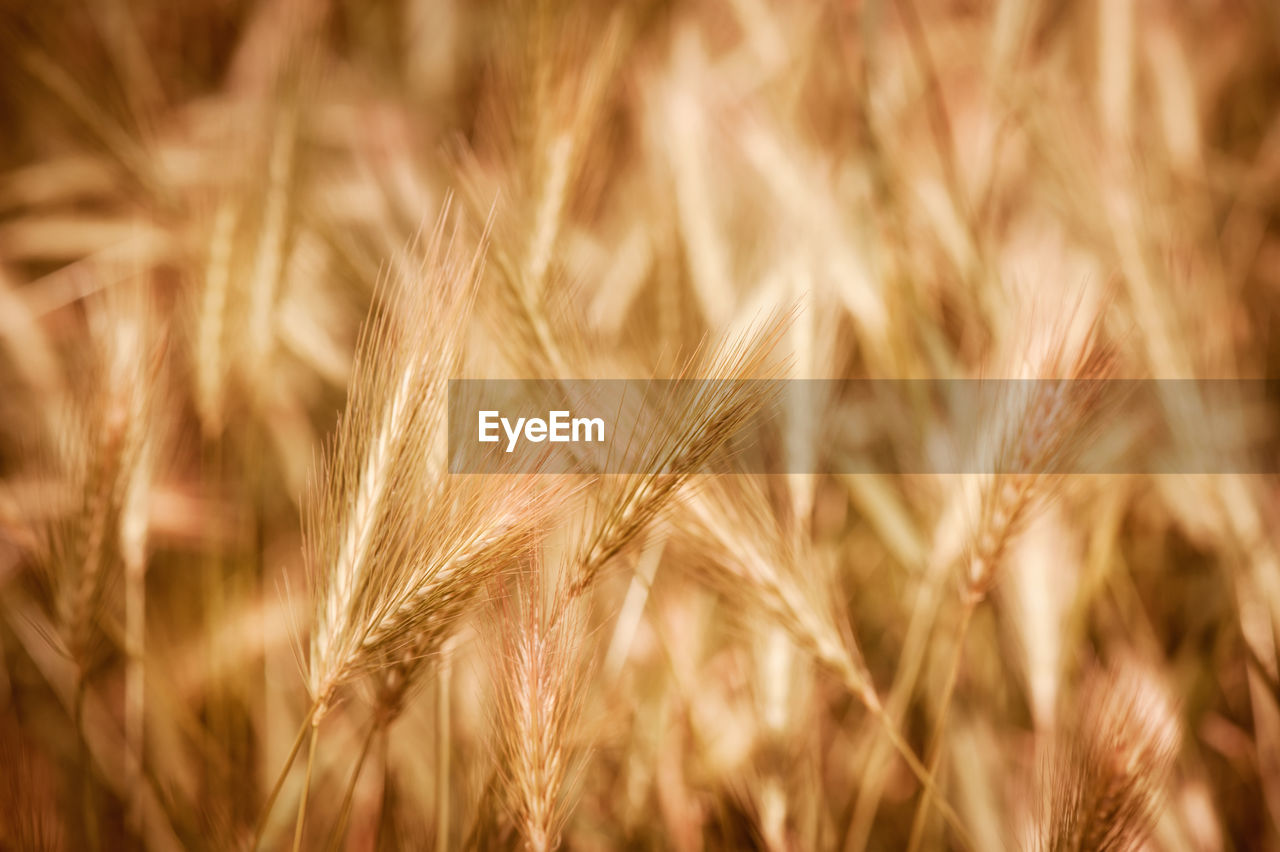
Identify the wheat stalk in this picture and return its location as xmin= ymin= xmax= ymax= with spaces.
xmin=907 ymin=309 xmax=1119 ymax=850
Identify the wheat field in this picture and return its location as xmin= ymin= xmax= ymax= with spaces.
xmin=1 ymin=1 xmax=1278 ymax=850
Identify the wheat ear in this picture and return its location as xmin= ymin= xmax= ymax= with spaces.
xmin=907 ymin=315 xmax=1118 ymax=851
xmin=1039 ymin=661 xmax=1180 ymax=852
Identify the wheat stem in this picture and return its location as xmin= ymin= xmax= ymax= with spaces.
xmin=291 ymin=723 xmax=320 ymax=852
xmin=372 ymin=729 xmax=391 ymax=850
xmin=848 ymin=673 xmax=976 ymax=852
xmin=74 ymin=675 xmax=100 ymax=852
xmin=436 ymin=654 xmax=452 ymax=851
xmin=323 ymin=720 xmax=380 ymax=852
xmin=905 ymin=597 xmax=977 ymax=852
xmin=251 ymin=700 xmax=318 ymax=851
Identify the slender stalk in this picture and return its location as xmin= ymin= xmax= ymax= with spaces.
xmin=798 ymin=620 xmax=976 ymax=849
xmin=74 ymin=675 xmax=100 ymax=852
xmin=436 ymin=655 xmax=452 ymax=852
xmin=905 ymin=598 xmax=977 ymax=852
xmin=862 ymin=697 xmax=976 ymax=852
xmin=372 ymin=727 xmax=391 ymax=851
xmin=324 ymin=721 xmax=381 ymax=852
xmin=251 ymin=700 xmax=319 ymax=851
xmin=796 ymin=635 xmax=974 ymax=850
xmin=292 ymin=723 xmax=320 ymax=852
xmin=844 ymin=550 xmax=952 ymax=852
xmin=203 ymin=433 xmax=234 ymax=813
xmin=124 ymin=547 xmax=146 ymax=837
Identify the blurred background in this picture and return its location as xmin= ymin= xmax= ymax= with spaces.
xmin=0 ymin=0 xmax=1278 ymax=849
